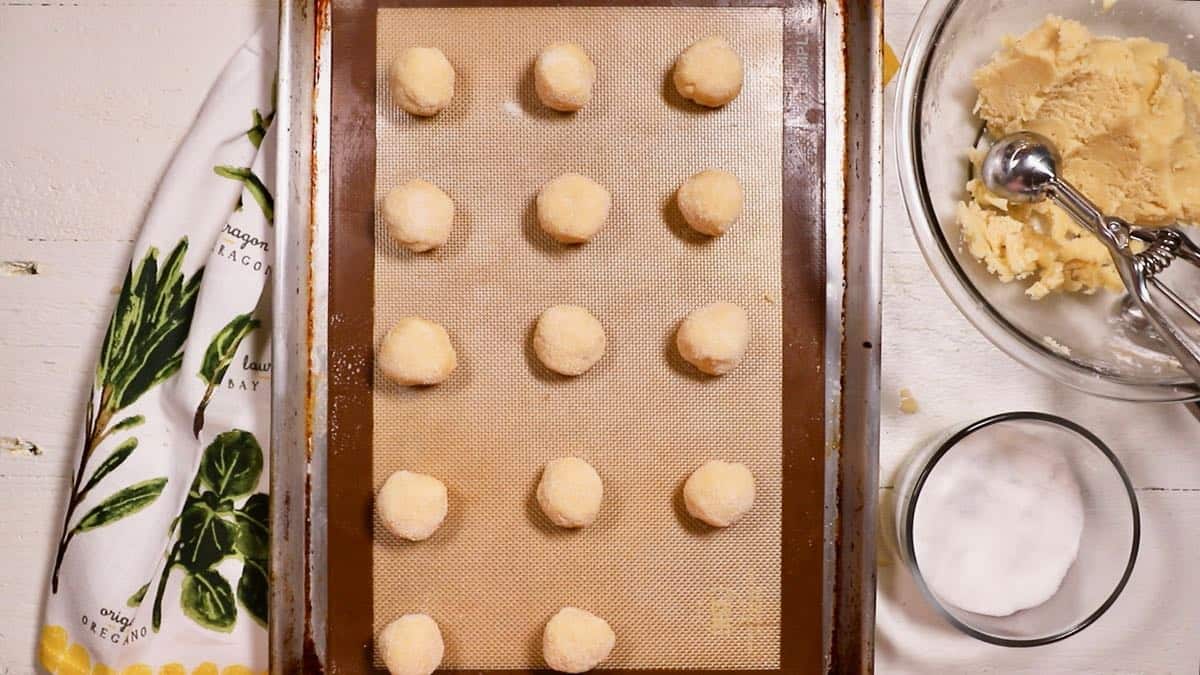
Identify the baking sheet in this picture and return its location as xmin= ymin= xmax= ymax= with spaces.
xmin=371 ymin=7 xmax=782 ymax=670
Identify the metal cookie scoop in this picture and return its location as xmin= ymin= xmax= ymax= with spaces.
xmin=981 ymin=131 xmax=1200 ymax=383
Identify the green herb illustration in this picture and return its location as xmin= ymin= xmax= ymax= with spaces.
xmin=214 ymin=166 xmax=273 ymax=224
xmin=193 ymin=313 xmax=260 ymax=437
xmin=143 ymin=429 xmax=268 ymax=632
xmin=246 ymin=107 xmax=275 ymax=149
xmin=51 ymin=239 xmax=203 ymax=593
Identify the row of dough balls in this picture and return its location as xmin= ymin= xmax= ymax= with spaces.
xmin=383 ymin=169 xmax=744 ymax=253
xmin=377 ymin=459 xmax=756 ymax=541
xmin=390 ymin=36 xmax=743 ymax=117
xmin=380 ymin=607 xmax=614 ymax=675
xmin=378 ymin=301 xmax=750 ymax=385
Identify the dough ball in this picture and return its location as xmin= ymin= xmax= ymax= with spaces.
xmin=536 ymin=173 xmax=611 ymax=244
xmin=389 ymin=47 xmax=455 ymax=116
xmin=542 ymin=607 xmax=616 ymax=673
xmin=673 ymin=36 xmax=743 ymax=107
xmin=383 ymin=179 xmax=454 ymax=252
xmin=378 ymin=317 xmax=458 ymax=386
xmin=537 ymin=457 xmax=603 ymax=528
xmin=378 ymin=614 xmax=444 ymax=675
xmin=535 ymin=42 xmax=597 ymax=112
xmin=675 ymin=302 xmax=749 ymax=376
xmin=533 ymin=305 xmax=607 ymax=376
xmin=377 ymin=470 xmax=448 ymax=541
xmin=677 ymin=170 xmax=743 ymax=236
xmin=683 ymin=460 xmax=756 ymax=528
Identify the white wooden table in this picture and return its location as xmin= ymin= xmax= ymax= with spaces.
xmin=0 ymin=1 xmax=1195 ymax=673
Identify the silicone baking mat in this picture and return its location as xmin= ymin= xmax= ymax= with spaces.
xmin=327 ymin=3 xmax=828 ymax=673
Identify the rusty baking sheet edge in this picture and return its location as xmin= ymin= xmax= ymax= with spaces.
xmin=269 ymin=1 xmax=883 ymax=672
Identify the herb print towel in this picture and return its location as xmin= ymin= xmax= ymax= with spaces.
xmin=40 ymin=24 xmax=276 ymax=675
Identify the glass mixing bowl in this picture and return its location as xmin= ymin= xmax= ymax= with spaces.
xmin=893 ymin=412 xmax=1140 ymax=646
xmin=895 ymin=0 xmax=1200 ymax=401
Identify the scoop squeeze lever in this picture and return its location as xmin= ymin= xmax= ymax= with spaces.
xmin=981 ymin=131 xmax=1200 ymax=384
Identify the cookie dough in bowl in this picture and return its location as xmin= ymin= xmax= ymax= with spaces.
xmin=959 ymin=16 xmax=1200 ymax=299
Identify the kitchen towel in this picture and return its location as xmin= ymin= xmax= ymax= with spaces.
xmin=40 ymin=22 xmax=276 ymax=675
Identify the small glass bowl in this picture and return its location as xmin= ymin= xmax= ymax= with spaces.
xmin=895 ymin=0 xmax=1200 ymax=401
xmin=893 ymin=412 xmax=1140 ymax=647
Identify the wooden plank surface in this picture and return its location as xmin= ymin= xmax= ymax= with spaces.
xmin=1 ymin=0 xmax=1198 ymax=673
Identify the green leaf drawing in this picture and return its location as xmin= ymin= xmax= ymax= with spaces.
xmin=233 ymin=493 xmax=269 ymax=560
xmin=177 ymin=495 xmax=237 ymax=572
xmin=237 ymin=557 xmax=268 ymax=628
xmin=146 ymin=428 xmax=268 ymax=633
xmin=72 ymin=477 xmax=167 ymax=533
xmin=111 ymin=415 xmax=145 ymax=432
xmin=200 ymin=314 xmax=260 ymax=386
xmin=214 ymin=166 xmax=273 ymax=224
xmin=193 ymin=313 xmax=260 ymax=437
xmin=181 ymin=569 xmax=236 ymax=632
xmin=199 ymin=430 xmax=263 ymax=500
xmin=79 ymin=437 xmax=137 ymax=497
xmin=128 ymin=583 xmax=148 ymax=608
xmin=53 ymin=238 xmax=204 ymax=593
xmin=246 ymin=108 xmax=275 ymax=149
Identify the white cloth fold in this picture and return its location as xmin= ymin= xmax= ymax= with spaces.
xmin=40 ymin=22 xmax=277 ymax=674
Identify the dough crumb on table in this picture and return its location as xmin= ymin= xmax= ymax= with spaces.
xmin=959 ymin=16 xmax=1200 ymax=298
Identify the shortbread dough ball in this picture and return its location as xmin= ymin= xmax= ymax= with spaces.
xmin=533 ymin=305 xmax=607 ymax=376
xmin=675 ymin=302 xmax=749 ymax=376
xmin=376 ymin=470 xmax=448 ymax=542
xmin=537 ymin=457 xmax=604 ymax=528
xmin=383 ymin=179 xmax=454 ymax=252
xmin=677 ymin=170 xmax=743 ymax=236
xmin=536 ymin=174 xmax=611 ymax=244
xmin=535 ymin=42 xmax=596 ymax=112
xmin=389 ymin=47 xmax=455 ymax=116
xmin=543 ymin=607 xmax=616 ymax=673
xmin=673 ymin=37 xmax=743 ymax=107
xmin=683 ymin=460 xmax=756 ymax=528
xmin=378 ymin=614 xmax=444 ymax=675
xmin=378 ymin=317 xmax=458 ymax=386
